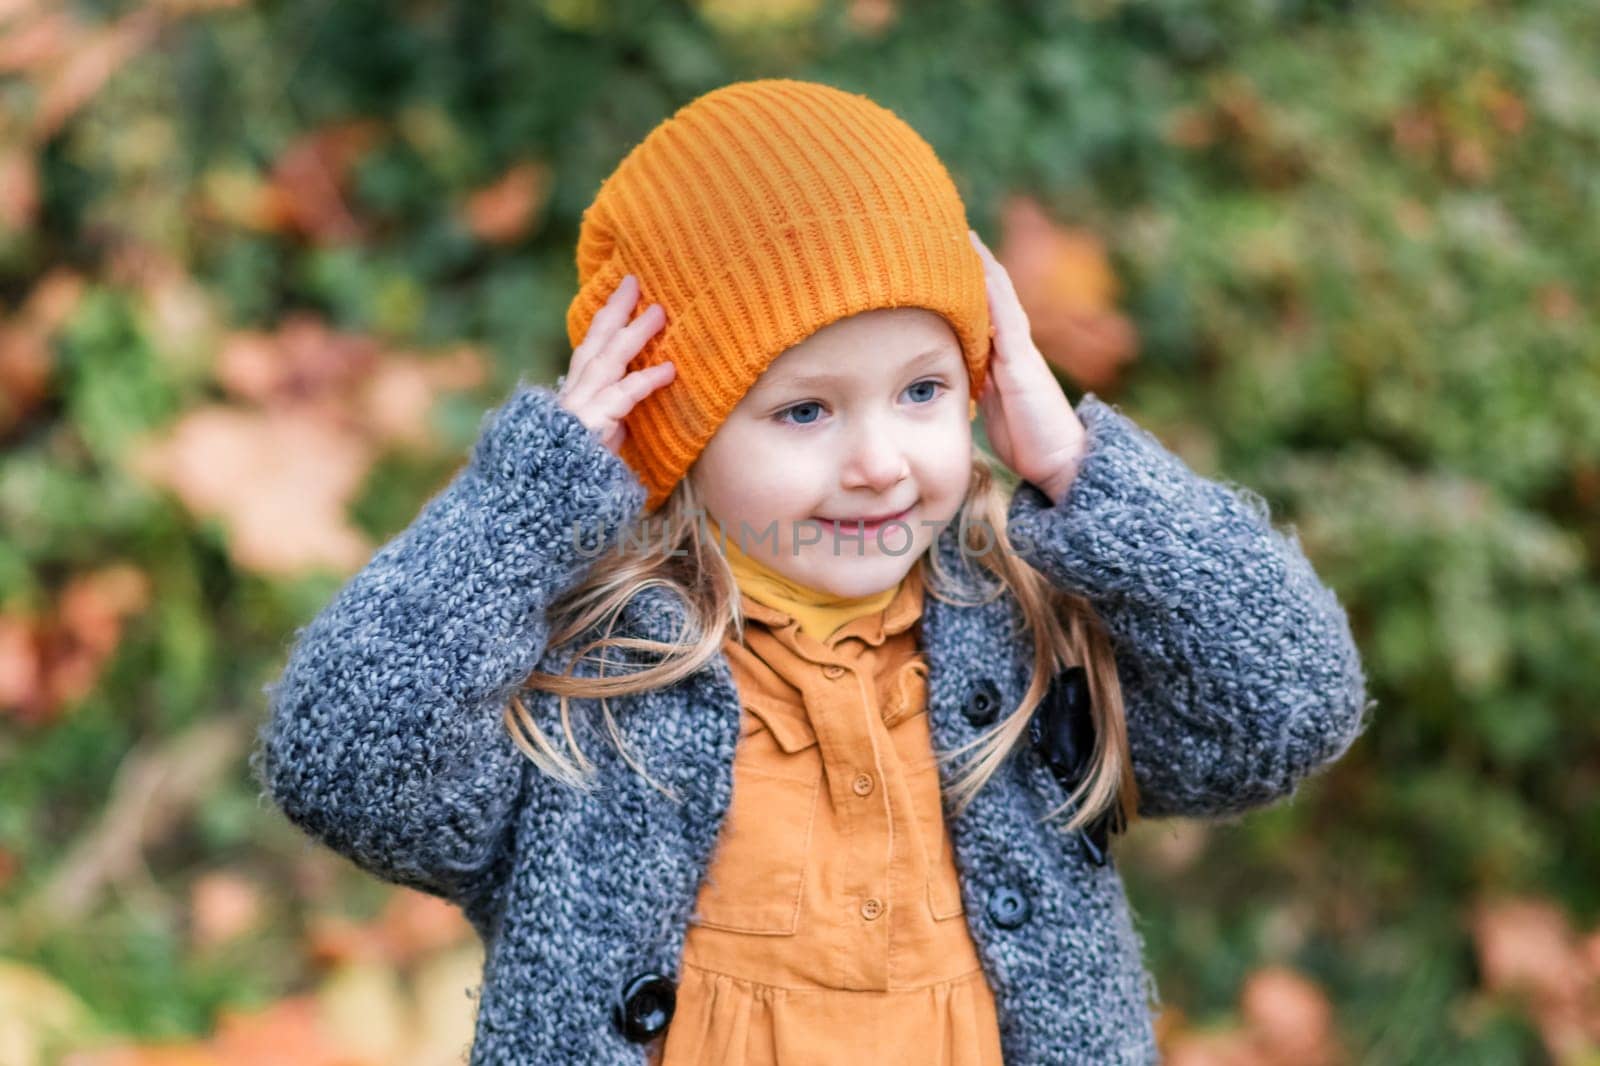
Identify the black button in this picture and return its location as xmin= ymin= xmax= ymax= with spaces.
xmin=963 ymin=678 xmax=1002 ymax=726
xmin=986 ymin=884 xmax=1031 ymax=929
xmin=613 ymin=972 xmax=676 ymax=1043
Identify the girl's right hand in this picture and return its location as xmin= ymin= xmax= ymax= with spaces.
xmin=558 ymin=273 xmax=675 ymax=456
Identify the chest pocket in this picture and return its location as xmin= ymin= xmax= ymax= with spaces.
xmin=689 ymin=692 xmax=821 ymax=935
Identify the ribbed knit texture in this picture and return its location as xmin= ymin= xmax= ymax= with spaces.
xmin=566 ymin=78 xmax=993 ymax=511
xmin=251 ymin=381 xmax=1374 ymax=1064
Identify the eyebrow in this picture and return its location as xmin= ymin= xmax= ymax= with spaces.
xmin=763 ymin=346 xmax=958 ymax=391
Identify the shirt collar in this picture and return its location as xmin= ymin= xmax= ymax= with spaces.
xmin=738 ymin=560 xmax=924 ymax=651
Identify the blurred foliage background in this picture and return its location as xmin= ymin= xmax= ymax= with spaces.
xmin=2 ymin=0 xmax=1597 ymax=1062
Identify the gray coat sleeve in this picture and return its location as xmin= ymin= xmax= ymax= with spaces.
xmin=1004 ymin=392 xmax=1374 ymax=820
xmin=249 ymin=379 xmax=647 ymax=904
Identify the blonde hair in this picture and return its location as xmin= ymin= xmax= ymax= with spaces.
xmin=504 ymin=452 xmax=1140 ymax=837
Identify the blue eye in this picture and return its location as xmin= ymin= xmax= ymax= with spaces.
xmin=777 ymin=401 xmax=824 ymax=426
xmin=774 ymin=380 xmax=945 ymax=428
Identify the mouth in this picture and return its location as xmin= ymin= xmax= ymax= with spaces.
xmin=811 ymin=503 xmax=916 ymax=532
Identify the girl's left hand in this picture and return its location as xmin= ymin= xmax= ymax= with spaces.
xmin=968 ymin=229 xmax=1088 ymax=506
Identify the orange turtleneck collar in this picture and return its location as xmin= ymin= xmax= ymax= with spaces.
xmin=706 ymin=515 xmax=905 ymax=644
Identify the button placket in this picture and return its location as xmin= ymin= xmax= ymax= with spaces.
xmin=703 ymin=573 xmax=939 ymax=998
xmin=807 ymin=656 xmax=894 ymax=955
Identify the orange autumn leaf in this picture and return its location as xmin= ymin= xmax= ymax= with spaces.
xmin=215 ymin=315 xmax=383 ymax=410
xmin=22 ymin=266 xmax=87 ymax=332
xmin=1485 ymin=86 xmax=1528 ymax=136
xmin=306 ymin=889 xmax=471 ymax=970
xmin=360 ymin=344 xmax=488 ymax=452
xmin=1163 ymin=965 xmax=1342 ymax=1066
xmin=259 ymin=121 xmax=385 ymax=243
xmin=50 ymin=565 xmax=151 ymax=701
xmin=137 ymin=313 xmax=485 ymax=578
xmin=1166 ymin=1029 xmax=1271 ymax=1066
xmin=1469 ymin=68 xmax=1528 ymax=137
xmin=1469 ymin=895 xmax=1600 ymax=1063
xmin=0 ymin=9 xmax=77 ymax=76
xmin=0 ymin=141 xmax=39 ymax=231
xmin=215 ymin=314 xmax=488 ymax=452
xmin=461 ymin=159 xmax=551 ymax=245
xmin=66 ymin=1050 xmax=222 ymax=1066
xmin=127 ymin=405 xmax=376 ymax=577
xmin=1449 ymin=136 xmax=1494 ymax=183
xmin=845 ymin=0 xmax=897 ymax=35
xmin=996 ymin=195 xmax=1138 ymax=392
xmin=32 ymin=10 xmax=160 ymax=141
xmin=1136 ymin=819 xmax=1212 ymax=877
xmin=66 ymin=997 xmax=379 ymax=1066
xmin=0 ymin=613 xmax=43 ymax=722
xmin=374 ymin=889 xmax=473 ymax=960
xmin=0 ymin=319 xmax=51 ymax=433
xmin=189 ymin=870 xmax=266 ymax=950
xmin=1537 ymin=283 xmax=1578 ymax=323
xmin=1238 ymin=966 xmax=1339 ymax=1066
xmin=1151 ymin=1002 xmax=1190 ymax=1056
xmin=0 ymin=268 xmax=86 ymax=434
xmin=1472 ymin=896 xmax=1593 ymax=1000
xmin=1391 ymin=107 xmax=1441 ymax=159
xmin=58 ymin=565 xmax=151 ymax=656
xmin=0 ymin=565 xmax=150 ymax=727
xmin=1584 ymin=931 xmax=1600 ymax=975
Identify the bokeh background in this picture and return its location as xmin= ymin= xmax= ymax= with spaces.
xmin=3 ymin=0 xmax=1598 ymax=1063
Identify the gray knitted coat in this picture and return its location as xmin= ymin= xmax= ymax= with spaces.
xmin=251 ymin=380 xmax=1372 ymax=1065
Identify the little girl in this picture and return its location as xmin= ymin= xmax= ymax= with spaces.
xmin=253 ymin=79 xmax=1372 ymax=1065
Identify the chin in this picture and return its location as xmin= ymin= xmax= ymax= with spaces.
xmin=802 ymin=551 xmax=919 ymax=599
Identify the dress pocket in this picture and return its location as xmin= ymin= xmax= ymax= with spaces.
xmin=690 ymin=696 xmax=822 ymax=936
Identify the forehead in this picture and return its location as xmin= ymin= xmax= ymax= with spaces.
xmin=752 ymin=307 xmax=962 ymax=389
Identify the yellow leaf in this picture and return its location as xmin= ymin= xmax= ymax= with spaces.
xmin=0 ymin=959 xmax=96 ymax=1066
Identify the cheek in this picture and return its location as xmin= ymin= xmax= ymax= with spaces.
xmin=699 ymin=429 xmax=821 ymax=520
xmin=915 ymin=419 xmax=972 ymax=499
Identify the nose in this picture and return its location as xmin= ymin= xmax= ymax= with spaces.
xmin=840 ymin=412 xmax=910 ymax=493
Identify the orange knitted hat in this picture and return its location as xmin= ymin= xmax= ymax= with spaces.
xmin=566 ymin=78 xmax=993 ymax=512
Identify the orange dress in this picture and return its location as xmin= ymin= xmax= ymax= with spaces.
xmin=651 ymin=565 xmax=1005 ymax=1065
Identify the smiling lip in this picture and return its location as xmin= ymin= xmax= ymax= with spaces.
xmin=814 ymin=505 xmax=914 ymax=528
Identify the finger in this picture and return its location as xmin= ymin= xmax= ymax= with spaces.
xmin=968 ymin=233 xmax=1030 ymax=357
xmin=623 ymin=359 xmax=676 ymax=399
xmin=568 ymin=300 xmax=666 ymax=411
xmin=566 ymin=287 xmax=638 ymax=404
xmin=570 ymin=304 xmax=666 ymax=414
xmin=566 ymin=274 xmax=642 ymax=394
xmin=594 ymin=303 xmax=667 ymax=380
xmin=590 ymin=361 xmax=676 ymax=429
